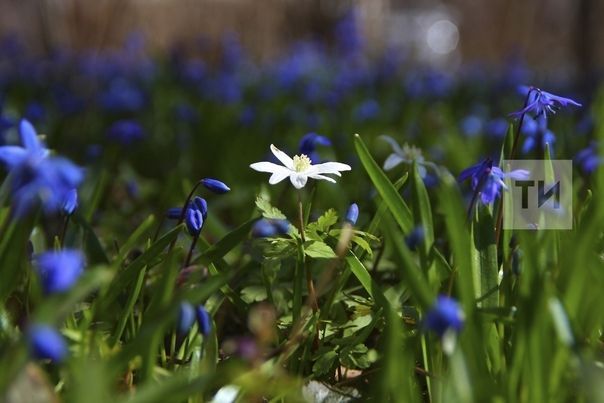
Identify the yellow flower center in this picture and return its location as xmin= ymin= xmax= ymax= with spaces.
xmin=293 ymin=154 xmax=312 ymax=172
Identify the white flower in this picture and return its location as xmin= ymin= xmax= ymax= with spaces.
xmin=250 ymin=144 xmax=351 ymax=189
xmin=381 ymin=135 xmax=427 ymax=177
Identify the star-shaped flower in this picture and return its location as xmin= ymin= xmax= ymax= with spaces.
xmin=250 ymin=144 xmax=351 ymax=189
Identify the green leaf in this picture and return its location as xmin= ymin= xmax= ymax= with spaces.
xmin=312 ymin=350 xmax=338 ymax=376
xmin=255 ymin=196 xmax=286 ymax=219
xmin=71 ymin=212 xmax=110 ymax=265
xmin=354 ymin=134 xmax=413 ymax=233
xmin=116 ymin=373 xmax=210 ymax=403
xmin=471 ymin=204 xmax=499 ymax=308
xmin=409 ymin=160 xmax=435 ymax=261
xmin=101 ymin=224 xmax=183 ymax=309
xmin=307 ymin=208 xmax=338 ymax=233
xmin=194 ymin=217 xmax=259 ymax=265
xmin=304 ymin=241 xmax=337 ymax=259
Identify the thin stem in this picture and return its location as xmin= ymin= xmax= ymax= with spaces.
xmin=184 ymin=234 xmax=199 ymax=268
xmin=59 ymin=215 xmax=70 ymax=248
xmin=495 ymin=89 xmax=534 ymax=245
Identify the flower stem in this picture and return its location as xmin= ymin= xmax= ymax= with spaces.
xmin=298 ymin=192 xmax=318 ymax=313
xmin=184 ymin=234 xmax=199 ymax=268
xmin=59 ymin=215 xmax=70 ymax=248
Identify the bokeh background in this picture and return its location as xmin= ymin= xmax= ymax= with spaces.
xmin=1 ymin=0 xmax=602 ymax=78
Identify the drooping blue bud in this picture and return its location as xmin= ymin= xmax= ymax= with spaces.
xmin=345 ymin=203 xmax=359 ymax=225
xmin=196 ymin=305 xmax=212 ymax=336
xmin=251 ymin=219 xmax=290 ymax=238
xmin=177 ymin=302 xmax=196 ymax=336
xmin=166 ymin=207 xmax=182 ymax=219
xmin=28 ymin=324 xmax=68 ymax=362
xmin=185 ymin=208 xmax=204 ymax=236
xmin=424 ymin=295 xmax=464 ymax=338
xmin=34 ymin=249 xmax=85 ymax=294
xmin=191 ymin=196 xmax=208 ymax=220
xmin=201 ymin=178 xmax=230 ymax=194
xmin=271 ymin=219 xmax=290 ymax=234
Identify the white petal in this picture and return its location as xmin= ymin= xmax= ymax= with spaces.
xmin=383 ymin=154 xmax=404 ymax=170
xmin=250 ymin=161 xmax=288 ymax=173
xmin=309 ymin=162 xmax=351 ymax=175
xmin=290 ymin=173 xmax=308 ymax=189
xmin=380 ymin=135 xmax=404 ymax=155
xmin=308 ymin=174 xmax=337 ymax=183
xmin=269 ymin=170 xmax=291 ymax=185
xmin=270 ymin=144 xmax=294 ymax=170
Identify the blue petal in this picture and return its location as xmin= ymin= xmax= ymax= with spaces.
xmin=0 ymin=146 xmax=27 ymax=168
xmin=19 ymin=119 xmax=44 ymax=154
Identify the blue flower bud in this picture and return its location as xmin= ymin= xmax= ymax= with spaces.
xmin=201 ymin=178 xmax=230 ymax=194
xmin=252 ymin=219 xmax=277 ymax=238
xmin=196 ymin=306 xmax=212 ymax=336
xmin=62 ymin=189 xmax=78 ymax=216
xmin=345 ymin=203 xmax=359 ymax=225
xmin=28 ymin=325 xmax=68 ymax=362
xmin=35 ymin=250 xmax=85 ymax=294
xmin=424 ymin=295 xmax=464 ymax=338
xmin=166 ymin=207 xmax=182 ymax=219
xmin=177 ymin=302 xmax=196 ymax=336
xmin=191 ymin=196 xmax=208 ymax=220
xmin=405 ymin=226 xmax=425 ymax=251
xmin=185 ymin=208 xmax=204 ymax=236
xmin=271 ymin=219 xmax=290 ymax=234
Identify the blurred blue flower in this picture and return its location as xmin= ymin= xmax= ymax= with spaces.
xmin=99 ymin=78 xmax=146 ymax=112
xmin=298 ymin=132 xmax=331 ymax=164
xmin=201 ymin=178 xmax=230 ymax=194
xmin=520 ymin=114 xmax=555 ymax=154
xmin=196 ymin=306 xmax=212 ymax=336
xmin=575 ymin=142 xmax=601 ymax=174
xmin=511 ymin=86 xmax=581 ymax=118
xmin=28 ymin=324 xmax=68 ymax=362
xmin=405 ymin=226 xmax=425 ymax=251
xmin=106 ymin=119 xmax=145 ymax=145
xmin=185 ymin=207 xmax=204 ymax=236
xmin=62 ymin=189 xmax=78 ymax=215
xmin=24 ymin=102 xmax=45 ymax=123
xmin=0 ymin=119 xmax=49 ymax=168
xmin=460 ymin=115 xmax=483 ymax=138
xmin=354 ymin=99 xmax=380 ymax=122
xmin=0 ymin=120 xmax=83 ymax=216
xmin=345 ymin=203 xmax=359 ymax=225
xmin=485 ymin=118 xmax=508 ymax=139
xmin=251 ymin=218 xmax=290 ymax=238
xmin=34 ymin=249 xmax=85 ymax=294
xmin=177 ymin=302 xmax=196 ymax=336
xmin=459 ymin=158 xmax=529 ymax=204
xmin=174 ymin=103 xmax=199 ymax=123
xmin=424 ymin=295 xmax=464 ymax=338
xmin=334 ymin=8 xmax=363 ymax=57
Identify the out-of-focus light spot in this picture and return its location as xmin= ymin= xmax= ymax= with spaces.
xmin=426 ymin=20 xmax=459 ymax=55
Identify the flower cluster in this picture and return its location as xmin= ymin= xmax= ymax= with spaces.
xmin=458 ymin=158 xmax=529 ymax=205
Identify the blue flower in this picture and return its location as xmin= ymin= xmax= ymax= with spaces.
xmin=424 ymin=295 xmax=464 ymax=338
xmin=99 ymin=78 xmax=146 ymax=112
xmin=28 ymin=324 xmax=68 ymax=362
xmin=458 ymin=158 xmax=529 ymax=204
xmin=166 ymin=196 xmax=208 ymax=221
xmin=511 ymin=86 xmax=581 ymax=118
xmin=485 ymin=118 xmax=509 ymax=139
xmin=62 ymin=189 xmax=78 ymax=216
xmin=196 ymin=306 xmax=212 ymax=336
xmin=185 ymin=208 xmax=204 ymax=236
xmin=201 ymin=178 xmax=230 ymax=194
xmin=345 ymin=203 xmax=359 ymax=225
xmin=298 ymin=133 xmax=331 ymax=164
xmin=177 ymin=302 xmax=196 ymax=336
xmin=10 ymin=156 xmax=84 ymax=217
xmin=0 ymin=119 xmax=49 ymax=168
xmin=106 ymin=120 xmax=145 ymax=145
xmin=0 ymin=120 xmax=83 ymax=216
xmin=35 ymin=249 xmax=85 ymax=294
xmin=251 ymin=219 xmax=290 ymax=238
xmin=575 ymin=142 xmax=601 ymax=174
xmin=354 ymin=99 xmax=380 ymax=122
